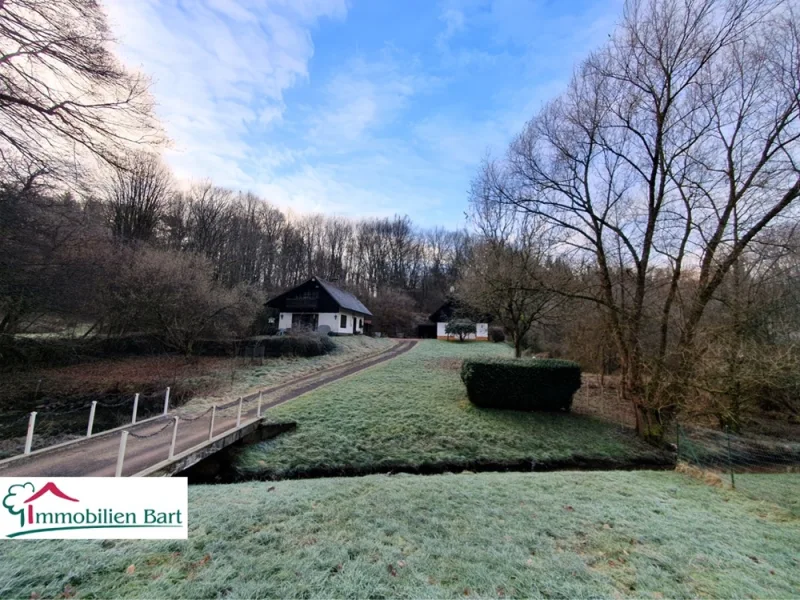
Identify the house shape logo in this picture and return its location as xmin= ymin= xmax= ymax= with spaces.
xmin=3 ymin=482 xmax=78 ymax=529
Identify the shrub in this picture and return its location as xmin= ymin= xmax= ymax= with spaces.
xmin=446 ymin=318 xmax=476 ymax=341
xmin=460 ymin=358 xmax=581 ymax=411
xmin=251 ymin=307 xmax=279 ymax=336
xmin=488 ymin=327 xmax=506 ymax=343
xmin=100 ymin=247 xmax=261 ymax=355
xmin=256 ymin=333 xmax=336 ymax=358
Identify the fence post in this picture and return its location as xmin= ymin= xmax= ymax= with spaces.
xmin=24 ymin=412 xmax=37 ymax=454
xmin=236 ymin=397 xmax=243 ymax=428
xmin=163 ymin=387 xmax=171 ymax=415
xmin=208 ymin=406 xmax=216 ymax=440
xmin=87 ymin=401 xmax=97 ymax=437
xmin=168 ymin=417 xmax=179 ymax=459
xmin=725 ymin=425 xmax=736 ymax=489
xmin=115 ymin=431 xmax=129 ymax=477
xmin=131 ymin=393 xmax=140 ymax=424
xmin=257 ymin=391 xmax=262 ymax=418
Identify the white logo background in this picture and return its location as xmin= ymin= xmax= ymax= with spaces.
xmin=1 ymin=477 xmax=188 ymax=539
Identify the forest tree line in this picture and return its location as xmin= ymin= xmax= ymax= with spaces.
xmin=0 ymin=159 xmax=473 ymax=348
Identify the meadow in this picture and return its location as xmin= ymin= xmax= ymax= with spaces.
xmin=236 ymin=340 xmax=669 ymax=478
xmin=1 ymin=471 xmax=797 ymax=599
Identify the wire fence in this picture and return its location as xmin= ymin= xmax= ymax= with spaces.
xmin=571 ymin=374 xmax=638 ymax=430
xmin=676 ymin=424 xmax=800 ymax=488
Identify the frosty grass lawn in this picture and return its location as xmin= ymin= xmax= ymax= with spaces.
xmin=188 ymin=335 xmax=394 ymax=411
xmin=235 ymin=340 xmax=667 ymax=478
xmin=1 ymin=471 xmax=797 ymax=599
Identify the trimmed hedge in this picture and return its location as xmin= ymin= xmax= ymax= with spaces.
xmin=460 ymin=357 xmax=581 ymax=411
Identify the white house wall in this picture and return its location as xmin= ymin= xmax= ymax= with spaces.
xmin=278 ymin=310 xmax=365 ymax=335
xmin=436 ymin=322 xmax=489 ymax=341
xmin=317 ymin=313 xmax=340 ymax=333
xmin=336 ymin=310 xmax=364 ymax=334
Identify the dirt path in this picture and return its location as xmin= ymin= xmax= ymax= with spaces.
xmin=0 ymin=341 xmax=417 ymax=478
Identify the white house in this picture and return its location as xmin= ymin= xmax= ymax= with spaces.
xmin=267 ymin=277 xmax=372 ymax=335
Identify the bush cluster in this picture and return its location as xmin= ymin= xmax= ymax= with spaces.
xmin=460 ymin=357 xmax=581 ymax=411
xmin=1 ymin=331 xmax=338 ymax=370
xmin=488 ymin=327 xmax=506 ymax=343
xmin=256 ymin=333 xmax=336 ymax=358
xmin=1 ymin=334 xmax=172 ymax=370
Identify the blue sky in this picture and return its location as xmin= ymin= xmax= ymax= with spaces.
xmin=105 ymin=0 xmax=622 ymax=227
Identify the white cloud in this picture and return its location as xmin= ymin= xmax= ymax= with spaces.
xmin=306 ymin=53 xmax=438 ymax=149
xmin=436 ymin=7 xmax=466 ymax=50
xmin=103 ymin=0 xmax=623 ymax=226
xmin=104 ymin=0 xmax=347 ymax=190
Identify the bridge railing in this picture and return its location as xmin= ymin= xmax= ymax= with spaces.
xmin=116 ymin=392 xmax=267 ymax=477
xmin=0 ymin=388 xmax=269 ymax=477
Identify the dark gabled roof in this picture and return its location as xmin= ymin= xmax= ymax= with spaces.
xmin=316 ymin=278 xmax=372 ymax=316
xmin=266 ymin=277 xmax=372 ymax=316
xmin=429 ymin=298 xmax=491 ymax=323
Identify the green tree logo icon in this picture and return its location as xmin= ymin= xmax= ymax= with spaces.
xmin=3 ymin=483 xmax=35 ymax=528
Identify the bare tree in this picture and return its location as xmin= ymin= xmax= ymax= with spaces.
xmin=101 ymin=247 xmax=260 ymax=355
xmin=688 ymin=225 xmax=800 ymax=429
xmin=462 ymin=203 xmax=566 ymax=357
xmin=0 ymin=174 xmax=111 ymax=340
xmin=478 ymin=0 xmax=800 ymax=437
xmin=0 ymin=0 xmax=163 ymax=180
xmin=105 ymin=153 xmax=172 ymax=242
xmin=368 ymin=288 xmax=419 ymax=336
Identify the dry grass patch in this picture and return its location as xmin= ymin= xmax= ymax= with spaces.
xmin=435 ymin=357 xmax=463 ymax=371
xmin=675 ymin=461 xmax=725 ymax=487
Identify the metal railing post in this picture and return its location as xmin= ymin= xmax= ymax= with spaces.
xmin=163 ymin=387 xmax=171 ymax=415
xmin=115 ymin=431 xmax=129 ymax=477
xmin=87 ymin=401 xmax=97 ymax=437
xmin=208 ymin=405 xmax=216 ymax=440
xmin=168 ymin=417 xmax=179 ymax=459
xmin=236 ymin=397 xmax=243 ymax=428
xmin=24 ymin=412 xmax=37 ymax=454
xmin=257 ymin=391 xmax=262 ymax=418
xmin=131 ymin=393 xmax=140 ymax=424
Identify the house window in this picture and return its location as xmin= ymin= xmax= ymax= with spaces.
xmin=359 ymin=318 xmax=363 ymax=329
xmin=340 ymin=314 xmax=347 ymax=328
